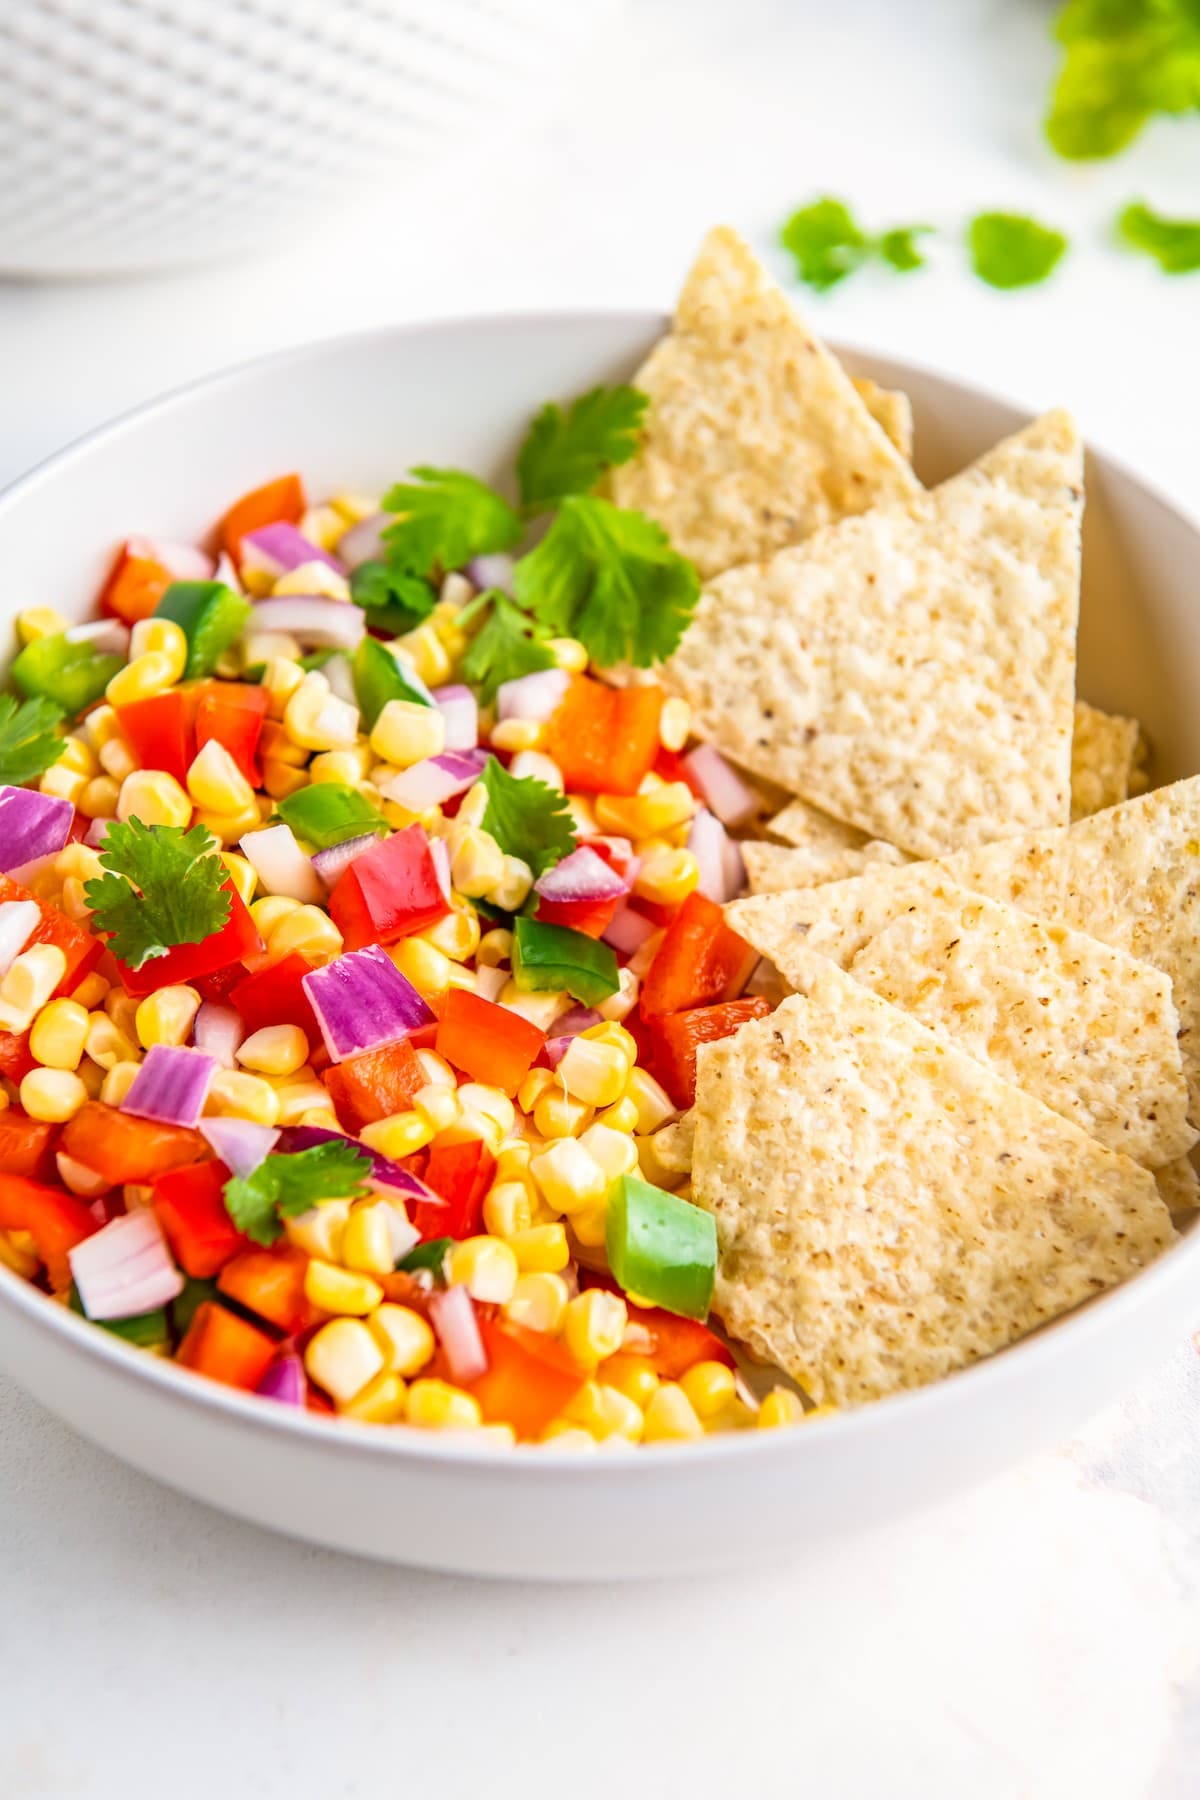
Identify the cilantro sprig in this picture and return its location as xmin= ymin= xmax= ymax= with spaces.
xmin=349 ymin=563 xmax=438 ymax=636
xmin=380 ymin=468 xmax=521 ymax=579
xmin=224 ymin=1141 xmax=373 ymax=1247
xmin=479 ymin=755 xmax=577 ymax=878
xmin=83 ymin=820 xmax=231 ymax=970
xmin=459 ymin=591 xmax=557 ymax=706
xmin=967 ymin=212 xmax=1069 ymax=289
xmin=517 ymin=385 xmax=647 ymax=513
xmin=780 ymin=198 xmax=933 ymax=292
xmin=1118 ymin=200 xmax=1200 ymax=272
xmin=1046 ymin=0 xmax=1200 ymax=160
xmin=0 ymin=695 xmax=66 ymax=787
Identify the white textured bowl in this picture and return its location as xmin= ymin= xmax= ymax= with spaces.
xmin=0 ymin=314 xmax=1197 ymax=1579
xmin=0 ymin=0 xmax=620 ymax=275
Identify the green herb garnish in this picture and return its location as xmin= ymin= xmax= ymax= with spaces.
xmin=0 ymin=694 xmax=66 ymax=787
xmin=517 ymin=385 xmax=648 ymax=513
xmin=348 ymin=563 xmax=439 ymax=637
xmin=380 ymin=468 xmax=521 ymax=579
xmin=1117 ymin=199 xmax=1200 ymax=272
xmin=459 ymin=591 xmax=557 ymax=706
xmin=223 ymin=1141 xmax=373 ymax=1247
xmin=967 ymin=212 xmax=1069 ymax=288
xmin=780 ymin=197 xmax=933 ymax=291
xmin=1046 ymin=0 xmax=1200 ymax=160
xmin=84 ymin=820 xmax=231 ymax=970
xmin=397 ymin=1237 xmax=452 ymax=1278
xmin=479 ymin=754 xmax=577 ymax=878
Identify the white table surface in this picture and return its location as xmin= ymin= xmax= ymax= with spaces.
xmin=1 ymin=2 xmax=1198 ymax=1793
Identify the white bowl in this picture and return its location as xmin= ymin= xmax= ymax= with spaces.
xmin=0 ymin=0 xmax=620 ymax=275
xmin=0 ymin=314 xmax=1197 ymax=1579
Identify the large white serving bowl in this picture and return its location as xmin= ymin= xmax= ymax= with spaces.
xmin=0 ymin=315 xmax=1197 ymax=1580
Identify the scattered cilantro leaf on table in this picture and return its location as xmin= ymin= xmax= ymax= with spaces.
xmin=1046 ymin=0 xmax=1200 ymax=160
xmin=780 ymin=198 xmax=933 ymax=290
xmin=517 ymin=385 xmax=648 ymax=513
xmin=479 ymin=754 xmax=577 ymax=878
xmin=877 ymin=225 xmax=933 ymax=272
xmin=224 ymin=1141 xmax=373 ymax=1247
xmin=459 ymin=591 xmax=557 ymax=705
xmin=1117 ymin=199 xmax=1200 ymax=272
xmin=967 ymin=212 xmax=1069 ymax=288
xmin=514 ymin=495 xmax=699 ymax=668
xmin=83 ymin=820 xmax=231 ymax=969
xmin=380 ymin=468 xmax=521 ymax=579
xmin=0 ymin=695 xmax=66 ymax=787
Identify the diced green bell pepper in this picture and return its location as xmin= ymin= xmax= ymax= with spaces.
xmin=353 ymin=634 xmax=433 ymax=729
xmin=606 ymin=1174 xmax=717 ymax=1321
xmin=275 ymin=781 xmax=390 ymax=850
xmin=69 ymin=1285 xmax=171 ymax=1349
xmin=11 ymin=633 xmax=123 ymax=716
xmin=511 ymin=916 xmax=619 ymax=1007
xmin=154 ymin=580 xmax=251 ymax=679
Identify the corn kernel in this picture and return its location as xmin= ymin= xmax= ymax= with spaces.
xmin=446 ymin=824 xmax=505 ymax=899
xmin=249 ymin=894 xmax=300 ymax=938
xmin=69 ymin=972 xmax=109 ymax=1010
xmin=599 ymin=1353 xmax=660 ymax=1410
xmin=340 ymin=1369 xmax=407 ymax=1424
xmin=340 ymin=1201 xmax=398 ymax=1278
xmin=634 ymin=846 xmax=700 ymax=910
xmin=236 ymin=1023 xmax=308 ymax=1077
xmin=506 ymin=1223 xmax=570 ymax=1273
xmin=308 ymin=745 xmax=373 ymax=785
xmin=643 ymin=1382 xmax=704 ymax=1443
xmin=20 ymin=1066 xmax=88 ymax=1123
xmin=275 ymin=1083 xmax=336 ymax=1126
xmin=284 ymin=672 xmax=360 ymax=752
xmin=392 ymin=623 xmax=450 ymax=688
xmin=509 ymin=750 xmax=563 ymax=790
xmin=261 ymin=656 xmax=306 ymax=718
xmin=0 ymin=1231 xmax=42 ymax=1280
xmin=532 ymin=1087 xmax=593 ymax=1141
xmin=369 ymin=1304 xmax=436 ymax=1377
xmin=76 ymin=774 xmax=121 ymax=819
xmin=476 ymin=928 xmax=513 ymax=969
xmin=496 ymin=980 xmax=568 ymax=1032
xmin=406 ymin=1379 xmax=482 ymax=1431
xmin=262 ymin=760 xmax=309 ymax=802
xmin=97 ymin=736 xmax=138 ymax=783
xmin=56 ymin=736 xmax=97 ymax=779
xmin=482 ymin=1180 xmax=534 ymax=1239
xmin=304 ymin=1317 xmax=385 ymax=1403
xmin=679 ymin=1360 xmax=737 ymax=1421
xmin=192 ymin=802 xmax=262 ymax=848
xmin=258 ymin=718 xmax=310 ymax=769
xmin=565 ymin=1380 xmax=644 ymax=1443
xmin=17 ymin=605 xmax=69 ymax=643
xmin=456 ymin=1083 xmax=515 ymax=1136
xmin=207 ymin=1068 xmax=280 ymax=1127
xmin=361 ymin=1109 xmax=435 ymax=1160
xmin=412 ymin=1083 xmax=460 ymax=1134
xmin=539 ymin=1423 xmax=598 ymax=1450
xmin=134 ymin=985 xmax=201 ymax=1050
xmin=300 ymin=503 xmax=350 ymax=550
xmin=127 ymin=616 xmax=186 ymax=674
xmin=517 ymin=1068 xmax=556 ymax=1115
xmin=447 ymin=1235 xmax=519 ymax=1304
xmin=490 ymin=718 xmax=546 ymax=753
xmin=490 ymin=853 xmax=534 ymax=911
xmin=530 ymin=1137 xmax=607 ymax=1216
xmin=99 ymin=1060 xmax=141 ymax=1107
xmin=60 ymin=876 xmax=93 ymax=923
xmin=84 ymin=1013 xmax=139 ymax=1071
xmin=0 ymin=944 xmax=67 ymax=1029
xmin=558 ymin=1036 xmax=630 ymax=1108
xmin=594 ymin=782 xmax=696 ymax=838
xmin=369 ymin=698 xmax=444 ymax=769
xmin=389 ymin=936 xmax=456 ymax=998
xmin=758 ymin=1388 xmax=806 ymax=1430
xmin=105 ymin=650 xmax=178 ymax=708
xmin=598 ymin=967 xmax=640 ymax=1024
xmin=597 ymin=1093 xmax=639 ymax=1133
xmin=304 ymin=1258 xmax=383 ymax=1317
xmin=658 ymin=696 xmax=691 ymax=753
xmin=502 ymin=1271 xmax=569 ymax=1335
xmin=213 ymin=852 xmax=256 ymax=909
xmin=547 ymin=636 xmax=588 ymax=673
xmin=623 ymin=1067 xmax=677 ymax=1135
xmin=284 ymin=1199 xmax=351 ymax=1261
xmin=53 ymin=843 xmax=103 ymax=885
xmin=435 ymin=1107 xmax=503 ymax=1154
xmin=39 ymin=764 xmax=87 ymax=806
xmin=563 ymin=1288 xmax=626 ymax=1368
xmin=494 ymin=1137 xmax=532 ymax=1180
xmin=420 ymin=904 xmax=480 ymax=963
xmin=577 ymin=1121 xmax=638 ymax=1183
xmin=28 ymin=997 xmax=88 ymax=1071
xmin=78 ymin=1059 xmax=108 ymax=1103
xmin=273 ymin=560 xmax=350 ymax=602
xmin=268 ymin=905 xmax=343 ymax=966
xmin=455 ymin=783 xmax=489 ymax=830
xmin=185 ymin=737 xmax=256 ymax=815
xmin=117 ymin=768 xmax=192 ymax=829
xmin=569 ymin=1202 xmax=609 ymax=1248
xmin=331 ymin=491 xmax=381 ymax=526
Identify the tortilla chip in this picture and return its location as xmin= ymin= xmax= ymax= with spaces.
xmin=853 ymin=378 xmax=913 ymax=459
xmin=1154 ymin=1156 xmax=1200 ymax=1215
xmin=690 ymin=957 xmax=1174 ymax=1408
xmin=744 ymin=837 xmax=907 ymax=892
xmin=608 ymin=227 xmax=919 ymax=579
xmin=845 ymin=881 xmax=1194 ymax=1167
xmin=650 ymin=1113 xmax=695 ymax=1175
xmin=1071 ymin=700 xmax=1142 ymax=821
xmin=726 ymin=775 xmax=1200 ymax=1102
xmin=667 ymin=410 xmax=1083 ymax=857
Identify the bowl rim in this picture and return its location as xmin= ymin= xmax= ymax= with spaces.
xmin=2 ymin=307 xmax=1198 ymax=1474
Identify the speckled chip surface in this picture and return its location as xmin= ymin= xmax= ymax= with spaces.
xmin=1071 ymin=699 xmax=1144 ymax=820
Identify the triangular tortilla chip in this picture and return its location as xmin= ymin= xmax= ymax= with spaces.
xmin=743 ymin=837 xmax=906 ymax=892
xmin=691 ymin=957 xmax=1174 ymax=1407
xmin=608 ymin=226 xmax=920 ymax=579
xmin=668 ymin=410 xmax=1084 ymax=857
xmin=1155 ymin=1156 xmax=1199 ymax=1216
xmin=853 ymin=379 xmax=913 ymax=459
xmin=726 ymin=774 xmax=1200 ymax=1102
xmin=1071 ymin=699 xmax=1145 ymax=820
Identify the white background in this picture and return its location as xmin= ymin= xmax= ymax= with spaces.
xmin=1 ymin=2 xmax=1199 ymax=1794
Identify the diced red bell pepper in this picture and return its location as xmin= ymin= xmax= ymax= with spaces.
xmin=60 ymin=1102 xmax=207 ymax=1187
xmin=153 ymin=1161 xmax=247 ymax=1279
xmin=0 ymin=1175 xmax=99 ymax=1291
xmin=0 ymin=1110 xmax=58 ymax=1180
xmin=469 ymin=1317 xmax=586 ymax=1440
xmin=648 ymin=996 xmax=772 ymax=1108
xmin=220 ymin=473 xmax=306 ymax=564
xmin=534 ymin=895 xmax=621 ymax=940
xmin=112 ymin=884 xmax=263 ymax=997
xmin=98 ymin=541 xmax=178 ymax=626
xmin=217 ymin=1244 xmax=320 ymax=1336
xmin=115 ymin=688 xmax=194 ymax=788
xmin=194 ymin=680 xmax=268 ymax=786
xmin=321 ymin=1037 xmax=425 ymax=1133
xmin=435 ymin=989 xmax=546 ymax=1097
xmin=229 ymin=953 xmax=320 ymax=1046
xmin=328 ymin=826 xmax=450 ymax=950
xmin=0 ymin=1028 xmax=36 ymax=1084
xmin=423 ymin=1138 xmax=496 ymax=1240
xmin=378 ymin=1268 xmax=434 ymax=1314
xmin=0 ymin=875 xmax=103 ymax=998
xmin=639 ymin=891 xmax=758 ymax=1018
xmin=545 ymin=675 xmax=664 ymax=796
xmin=582 ymin=1273 xmax=735 ymax=1378
xmin=177 ymin=1301 xmax=277 ymax=1391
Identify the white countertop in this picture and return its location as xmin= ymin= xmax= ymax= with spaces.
xmin=1 ymin=2 xmax=1198 ymax=1792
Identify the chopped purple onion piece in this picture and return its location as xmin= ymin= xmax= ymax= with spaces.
xmin=310 ymin=832 xmax=380 ymax=891
xmin=248 ymin=595 xmax=365 ymax=649
xmin=256 ymin=1353 xmax=307 ymax=1406
xmin=431 ymin=684 xmax=478 ymax=751
xmin=240 ymin=522 xmax=345 ymax=579
xmin=122 ymin=1044 xmax=218 ymax=1129
xmin=0 ymin=786 xmax=74 ymax=875
xmin=198 ymin=1116 xmax=280 ymax=1178
xmin=302 ymin=944 xmax=434 ymax=1064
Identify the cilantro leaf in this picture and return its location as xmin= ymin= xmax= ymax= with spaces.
xmin=1047 ymin=0 xmax=1200 ymax=160
xmin=877 ymin=225 xmax=933 ymax=273
xmin=1118 ymin=199 xmax=1200 ymax=272
xmin=83 ymin=820 xmax=231 ymax=970
xmin=513 ymin=496 xmax=699 ymax=668
xmin=517 ymin=385 xmax=649 ymax=513
xmin=479 ymin=754 xmax=576 ymax=879
xmin=380 ymin=468 xmax=521 ymax=579
xmin=459 ymin=591 xmax=557 ymax=706
xmin=780 ymin=198 xmax=934 ymax=291
xmin=967 ymin=212 xmax=1068 ymax=288
xmin=223 ymin=1141 xmax=373 ymax=1247
xmin=0 ymin=694 xmax=66 ymax=787
xmin=397 ymin=1236 xmax=452 ymax=1278
xmin=349 ymin=562 xmax=439 ymax=636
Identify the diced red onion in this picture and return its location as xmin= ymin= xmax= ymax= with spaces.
xmin=722 ymin=831 xmax=746 ymax=900
xmin=587 ymin=835 xmax=637 ymax=875
xmin=682 ymin=744 xmax=757 ymax=827
xmin=123 ymin=1044 xmax=218 ymax=1129
xmin=213 ymin=550 xmax=242 ymax=593
xmin=302 ymin=944 xmax=434 ymax=1063
xmin=544 ymin=1037 xmax=571 ymax=1068
xmin=84 ymin=817 xmax=113 ymax=848
xmin=688 ymin=807 xmax=737 ymax=903
xmin=241 ymin=522 xmax=345 ymax=581
xmin=193 ymin=1000 xmax=244 ymax=1068
xmin=279 ymin=1125 xmax=443 ymax=1209
xmin=311 ymin=832 xmax=379 ymax=891
xmin=0 ymin=898 xmax=40 ymax=974
xmin=429 ymin=836 xmax=452 ymax=904
xmin=131 ymin=537 xmax=213 ymax=582
xmin=69 ymin=1209 xmax=184 ymax=1321
xmin=473 ymin=964 xmax=507 ymax=1004
xmin=601 ymin=903 xmax=659 ymax=955
xmin=56 ymin=1150 xmax=112 ymax=1198
xmin=465 ymin=553 xmax=513 ymax=593
xmin=628 ymin=925 xmax=666 ymax=979
xmin=552 ymin=1003 xmax=601 ymax=1037
xmin=382 ymin=751 xmax=482 ymax=813
xmin=534 ymin=845 xmax=629 ymax=905
xmin=256 ymin=1353 xmax=306 ymax=1406
xmin=496 ymin=666 xmax=569 ymax=723
xmin=432 ymin=684 xmax=478 ymax=752
xmin=335 ymin=512 xmax=389 ymax=570
xmin=429 ymin=1285 xmax=489 ymax=1384
xmin=240 ymin=823 xmax=324 ymax=904
xmin=66 ymin=618 xmax=130 ymax=658
xmin=199 ymin=1116 xmax=279 ymax=1178
xmin=0 ymin=787 xmax=74 ymax=875
xmin=322 ymin=653 xmax=356 ymax=706
xmin=248 ymin=596 xmax=364 ymax=650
